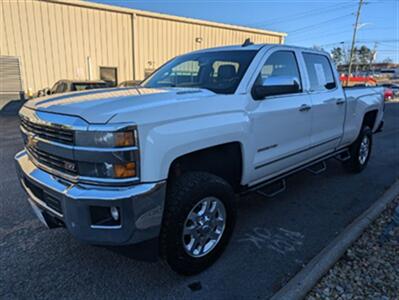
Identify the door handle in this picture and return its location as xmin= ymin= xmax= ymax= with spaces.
xmin=299 ymin=104 xmax=311 ymax=112
xmin=336 ymin=98 xmax=345 ymax=105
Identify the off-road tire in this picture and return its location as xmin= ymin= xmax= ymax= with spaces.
xmin=345 ymin=126 xmax=373 ymax=173
xmin=160 ymin=172 xmax=236 ymax=275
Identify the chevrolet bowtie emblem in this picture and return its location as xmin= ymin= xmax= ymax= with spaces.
xmin=27 ymin=135 xmax=37 ymax=148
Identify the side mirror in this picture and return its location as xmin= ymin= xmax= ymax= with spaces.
xmin=325 ymin=82 xmax=336 ymax=90
xmin=252 ymin=76 xmax=301 ymax=100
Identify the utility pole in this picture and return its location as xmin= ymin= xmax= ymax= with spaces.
xmin=346 ymin=0 xmax=364 ymax=86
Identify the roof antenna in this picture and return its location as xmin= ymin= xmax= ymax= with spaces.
xmin=242 ymin=38 xmax=253 ymax=47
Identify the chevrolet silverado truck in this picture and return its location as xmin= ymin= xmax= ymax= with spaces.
xmin=15 ymin=44 xmax=384 ymax=275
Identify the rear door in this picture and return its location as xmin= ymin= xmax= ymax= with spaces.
xmin=302 ymin=52 xmax=345 ymax=156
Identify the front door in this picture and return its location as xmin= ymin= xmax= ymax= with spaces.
xmin=249 ymin=50 xmax=313 ymax=184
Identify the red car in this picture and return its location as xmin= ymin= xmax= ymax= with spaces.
xmin=384 ymin=88 xmax=394 ymax=101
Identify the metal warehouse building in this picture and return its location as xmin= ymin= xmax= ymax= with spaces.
xmin=0 ymin=0 xmax=285 ymax=108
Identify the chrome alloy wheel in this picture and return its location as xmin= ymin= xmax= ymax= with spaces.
xmin=182 ymin=197 xmax=226 ymax=258
xmin=358 ymin=135 xmax=370 ymax=165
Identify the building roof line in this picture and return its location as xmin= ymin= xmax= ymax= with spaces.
xmin=43 ymin=0 xmax=287 ymax=38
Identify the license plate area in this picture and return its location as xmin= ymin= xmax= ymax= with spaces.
xmin=23 ymin=177 xmax=63 ymax=216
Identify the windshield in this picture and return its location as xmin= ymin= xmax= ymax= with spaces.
xmin=142 ymin=50 xmax=257 ymax=94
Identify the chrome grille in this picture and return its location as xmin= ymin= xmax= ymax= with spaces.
xmin=21 ymin=117 xmax=74 ymax=145
xmin=27 ymin=146 xmax=78 ymax=176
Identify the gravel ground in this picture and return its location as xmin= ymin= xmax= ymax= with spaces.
xmin=306 ymin=196 xmax=399 ymax=300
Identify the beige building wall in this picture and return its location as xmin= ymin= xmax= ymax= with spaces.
xmin=1 ymin=0 xmax=285 ymax=93
xmin=1 ymin=0 xmax=133 ymax=94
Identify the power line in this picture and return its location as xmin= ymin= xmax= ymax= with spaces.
xmin=291 ymin=25 xmax=396 ymax=42
xmin=289 ymin=13 xmax=354 ymax=34
xmin=288 ymin=29 xmax=353 ymax=43
xmin=288 ymin=25 xmax=395 ymax=46
xmin=319 ymin=39 xmax=399 ymax=47
xmin=358 ymin=39 xmax=399 ymax=43
xmin=250 ymin=2 xmax=356 ymax=28
xmin=288 ymin=19 xmax=354 ymax=38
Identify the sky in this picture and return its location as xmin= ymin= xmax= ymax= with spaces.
xmin=92 ymin=0 xmax=398 ymax=62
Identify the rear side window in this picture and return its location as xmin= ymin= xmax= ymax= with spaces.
xmin=303 ymin=53 xmax=336 ymax=91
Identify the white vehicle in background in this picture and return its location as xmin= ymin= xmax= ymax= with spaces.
xmin=16 ymin=43 xmax=384 ymax=275
xmin=118 ymin=80 xmax=142 ymax=88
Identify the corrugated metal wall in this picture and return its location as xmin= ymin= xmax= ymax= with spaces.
xmin=133 ymin=15 xmax=283 ymax=80
xmin=0 ymin=0 xmax=284 ymax=93
xmin=1 ymin=0 xmax=133 ymax=93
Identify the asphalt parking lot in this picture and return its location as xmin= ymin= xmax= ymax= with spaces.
xmin=1 ymin=103 xmax=398 ymax=299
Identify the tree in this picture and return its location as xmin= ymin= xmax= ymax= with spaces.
xmin=331 ymin=47 xmax=344 ymax=66
xmin=383 ymin=57 xmax=393 ymax=63
xmin=358 ymin=45 xmax=372 ymax=71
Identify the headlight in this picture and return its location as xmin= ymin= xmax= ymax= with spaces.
xmin=74 ymin=125 xmax=139 ymax=180
xmin=75 ymin=126 xmax=137 ymax=148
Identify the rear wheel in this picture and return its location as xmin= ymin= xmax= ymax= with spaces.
xmin=160 ymin=172 xmax=236 ymax=275
xmin=345 ymin=126 xmax=372 ymax=173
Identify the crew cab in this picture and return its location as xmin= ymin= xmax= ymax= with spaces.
xmin=15 ymin=44 xmax=384 ymax=275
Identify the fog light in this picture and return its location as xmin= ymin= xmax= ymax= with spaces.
xmin=110 ymin=206 xmax=119 ymax=221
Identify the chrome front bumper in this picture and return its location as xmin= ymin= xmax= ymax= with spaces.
xmin=15 ymin=150 xmax=166 ymax=245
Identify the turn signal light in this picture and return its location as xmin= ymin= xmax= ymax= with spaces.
xmin=114 ymin=162 xmax=136 ymax=178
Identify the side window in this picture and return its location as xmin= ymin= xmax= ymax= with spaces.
xmin=259 ymin=51 xmax=302 ymax=91
xmin=303 ymin=53 xmax=336 ymax=91
xmin=55 ymin=82 xmax=67 ymax=94
xmin=212 ymin=61 xmax=239 ymax=78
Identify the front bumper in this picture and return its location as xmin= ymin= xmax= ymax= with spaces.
xmin=15 ymin=150 xmax=166 ymax=245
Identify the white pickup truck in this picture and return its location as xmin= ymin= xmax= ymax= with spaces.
xmin=16 ymin=43 xmax=384 ymax=275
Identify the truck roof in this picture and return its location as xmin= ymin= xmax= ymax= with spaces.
xmin=191 ymin=43 xmax=329 ymax=55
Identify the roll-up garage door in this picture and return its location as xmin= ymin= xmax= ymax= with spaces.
xmin=0 ymin=56 xmax=24 ymax=111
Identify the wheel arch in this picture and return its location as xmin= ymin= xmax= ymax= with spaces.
xmin=362 ymin=109 xmax=378 ymax=131
xmin=167 ymin=142 xmax=244 ymax=192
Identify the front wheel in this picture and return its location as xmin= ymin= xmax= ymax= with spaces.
xmin=344 ymin=126 xmax=373 ymax=173
xmin=160 ymin=172 xmax=236 ymax=275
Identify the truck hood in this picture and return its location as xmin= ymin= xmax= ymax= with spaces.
xmin=24 ymin=87 xmax=216 ymax=123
